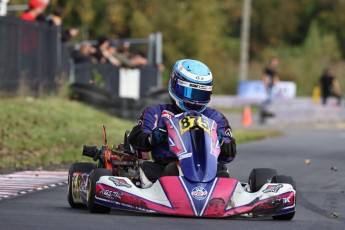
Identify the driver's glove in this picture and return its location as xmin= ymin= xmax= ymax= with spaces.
xmin=149 ymin=127 xmax=168 ymax=146
xmin=217 ymin=131 xmax=226 ymax=145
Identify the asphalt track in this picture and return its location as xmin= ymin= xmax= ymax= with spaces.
xmin=0 ymin=127 xmax=344 ymax=230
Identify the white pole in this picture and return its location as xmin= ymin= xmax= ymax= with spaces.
xmin=0 ymin=0 xmax=10 ymax=16
xmin=239 ymin=0 xmax=252 ymax=81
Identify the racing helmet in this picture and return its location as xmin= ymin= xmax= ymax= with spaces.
xmin=169 ymin=59 xmax=213 ymax=112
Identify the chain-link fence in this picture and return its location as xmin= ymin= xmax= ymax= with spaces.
xmin=0 ymin=16 xmax=62 ymax=95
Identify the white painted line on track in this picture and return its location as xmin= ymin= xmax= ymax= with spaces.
xmin=0 ymin=171 xmax=68 ymax=200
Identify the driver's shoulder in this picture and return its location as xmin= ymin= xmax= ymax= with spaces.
xmin=202 ymin=107 xmax=223 ymax=118
xmin=143 ymin=104 xmax=174 ymax=115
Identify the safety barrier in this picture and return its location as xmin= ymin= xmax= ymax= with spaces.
xmin=0 ymin=16 xmax=162 ymax=99
xmin=0 ymin=16 xmax=61 ymax=94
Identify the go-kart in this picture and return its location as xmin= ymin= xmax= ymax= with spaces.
xmin=67 ymin=111 xmax=296 ymax=219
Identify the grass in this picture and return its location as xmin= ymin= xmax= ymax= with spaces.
xmin=0 ymin=97 xmax=280 ymax=171
xmin=0 ymin=97 xmax=134 ymax=169
xmin=235 ymin=129 xmax=281 ymax=144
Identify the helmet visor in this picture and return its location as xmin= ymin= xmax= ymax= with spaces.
xmin=174 ymin=79 xmax=212 ymax=102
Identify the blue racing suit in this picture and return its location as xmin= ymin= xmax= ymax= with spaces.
xmin=128 ymin=104 xmax=237 ymax=166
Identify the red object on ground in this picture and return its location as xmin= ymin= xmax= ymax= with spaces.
xmin=242 ymin=105 xmax=253 ymax=127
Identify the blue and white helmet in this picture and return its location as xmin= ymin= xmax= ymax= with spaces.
xmin=169 ymin=59 xmax=213 ymax=112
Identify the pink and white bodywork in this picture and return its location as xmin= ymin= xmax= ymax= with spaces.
xmin=92 ymin=175 xmax=295 ymax=217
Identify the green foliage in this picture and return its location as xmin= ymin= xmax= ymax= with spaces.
xmin=92 ymin=69 xmax=105 ymax=88
xmin=235 ymin=129 xmax=282 ymax=144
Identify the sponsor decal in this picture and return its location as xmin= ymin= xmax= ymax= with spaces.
xmin=99 ymin=189 xmax=122 ymax=200
xmin=263 ymin=184 xmax=283 ymax=193
xmin=209 ymin=198 xmax=226 ymax=214
xmin=276 ymin=193 xmax=294 ymax=206
xmin=225 ymin=128 xmax=233 ymax=137
xmin=178 ymin=79 xmax=212 ymax=91
xmin=189 ymin=83 xmax=212 ymax=91
xmin=195 ymin=76 xmax=205 ymax=81
xmin=109 ymin=177 xmax=132 ymax=188
xmin=281 ymin=197 xmax=291 ymax=204
xmin=178 ymin=152 xmax=192 ymax=160
xmin=162 ymin=110 xmax=174 ymax=119
xmin=191 ymin=186 xmax=208 ymax=200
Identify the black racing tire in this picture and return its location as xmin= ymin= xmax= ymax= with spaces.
xmin=271 ymin=175 xmax=296 ymax=220
xmin=248 ymin=168 xmax=278 ymax=192
xmin=87 ymin=168 xmax=112 ymax=214
xmin=68 ymin=162 xmax=96 ymax=209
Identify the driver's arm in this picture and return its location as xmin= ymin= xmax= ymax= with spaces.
xmin=212 ymin=111 xmax=237 ymax=164
xmin=128 ymin=107 xmax=156 ymax=152
xmin=219 ymin=134 xmax=237 ymax=164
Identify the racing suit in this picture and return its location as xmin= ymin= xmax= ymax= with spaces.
xmin=128 ymin=104 xmax=237 ymax=185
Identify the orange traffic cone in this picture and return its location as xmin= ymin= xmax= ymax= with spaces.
xmin=242 ymin=105 xmax=253 ymax=127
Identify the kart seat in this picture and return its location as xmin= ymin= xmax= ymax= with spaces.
xmin=162 ymin=162 xmax=180 ymax=177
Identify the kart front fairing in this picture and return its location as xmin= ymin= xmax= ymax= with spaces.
xmin=93 ymin=175 xmax=295 ymax=217
xmin=166 ymin=112 xmax=220 ymax=182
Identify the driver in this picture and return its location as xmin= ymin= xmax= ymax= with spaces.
xmin=128 ymin=59 xmax=237 ymax=188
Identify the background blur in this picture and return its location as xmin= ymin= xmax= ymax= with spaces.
xmin=7 ymin=0 xmax=345 ymax=95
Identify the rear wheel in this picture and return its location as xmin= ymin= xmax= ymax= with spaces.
xmin=271 ymin=175 xmax=296 ymax=220
xmin=248 ymin=168 xmax=278 ymax=192
xmin=68 ymin=163 xmax=96 ymax=208
xmin=87 ymin=168 xmax=112 ymax=213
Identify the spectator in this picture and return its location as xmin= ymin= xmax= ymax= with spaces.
xmin=114 ymin=41 xmax=133 ymax=67
xmin=130 ymin=51 xmax=148 ymax=67
xmin=117 ymin=41 xmax=131 ymax=58
xmin=103 ymin=41 xmax=121 ymax=66
xmin=320 ymin=67 xmax=342 ymax=106
xmin=20 ymin=0 xmax=48 ymax=22
xmin=40 ymin=0 xmax=50 ymax=5
xmin=93 ymin=35 xmax=110 ymax=63
xmin=260 ymin=57 xmax=280 ymax=124
xmin=46 ymin=7 xmax=78 ymax=42
xmin=72 ymin=41 xmax=96 ymax=64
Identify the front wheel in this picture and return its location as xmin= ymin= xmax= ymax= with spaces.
xmin=87 ymin=168 xmax=112 ymax=213
xmin=248 ymin=168 xmax=278 ymax=192
xmin=271 ymin=175 xmax=296 ymax=220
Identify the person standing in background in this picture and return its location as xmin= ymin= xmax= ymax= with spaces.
xmin=72 ymin=41 xmax=97 ymax=64
xmin=260 ymin=57 xmax=280 ymax=124
xmin=20 ymin=0 xmax=48 ymax=22
xmin=93 ymin=35 xmax=110 ymax=64
xmin=102 ymin=40 xmax=121 ymax=66
xmin=46 ymin=7 xmax=78 ymax=42
xmin=320 ymin=67 xmax=342 ymax=106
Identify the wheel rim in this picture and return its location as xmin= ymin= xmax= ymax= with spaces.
xmin=86 ymin=178 xmax=91 ymax=203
